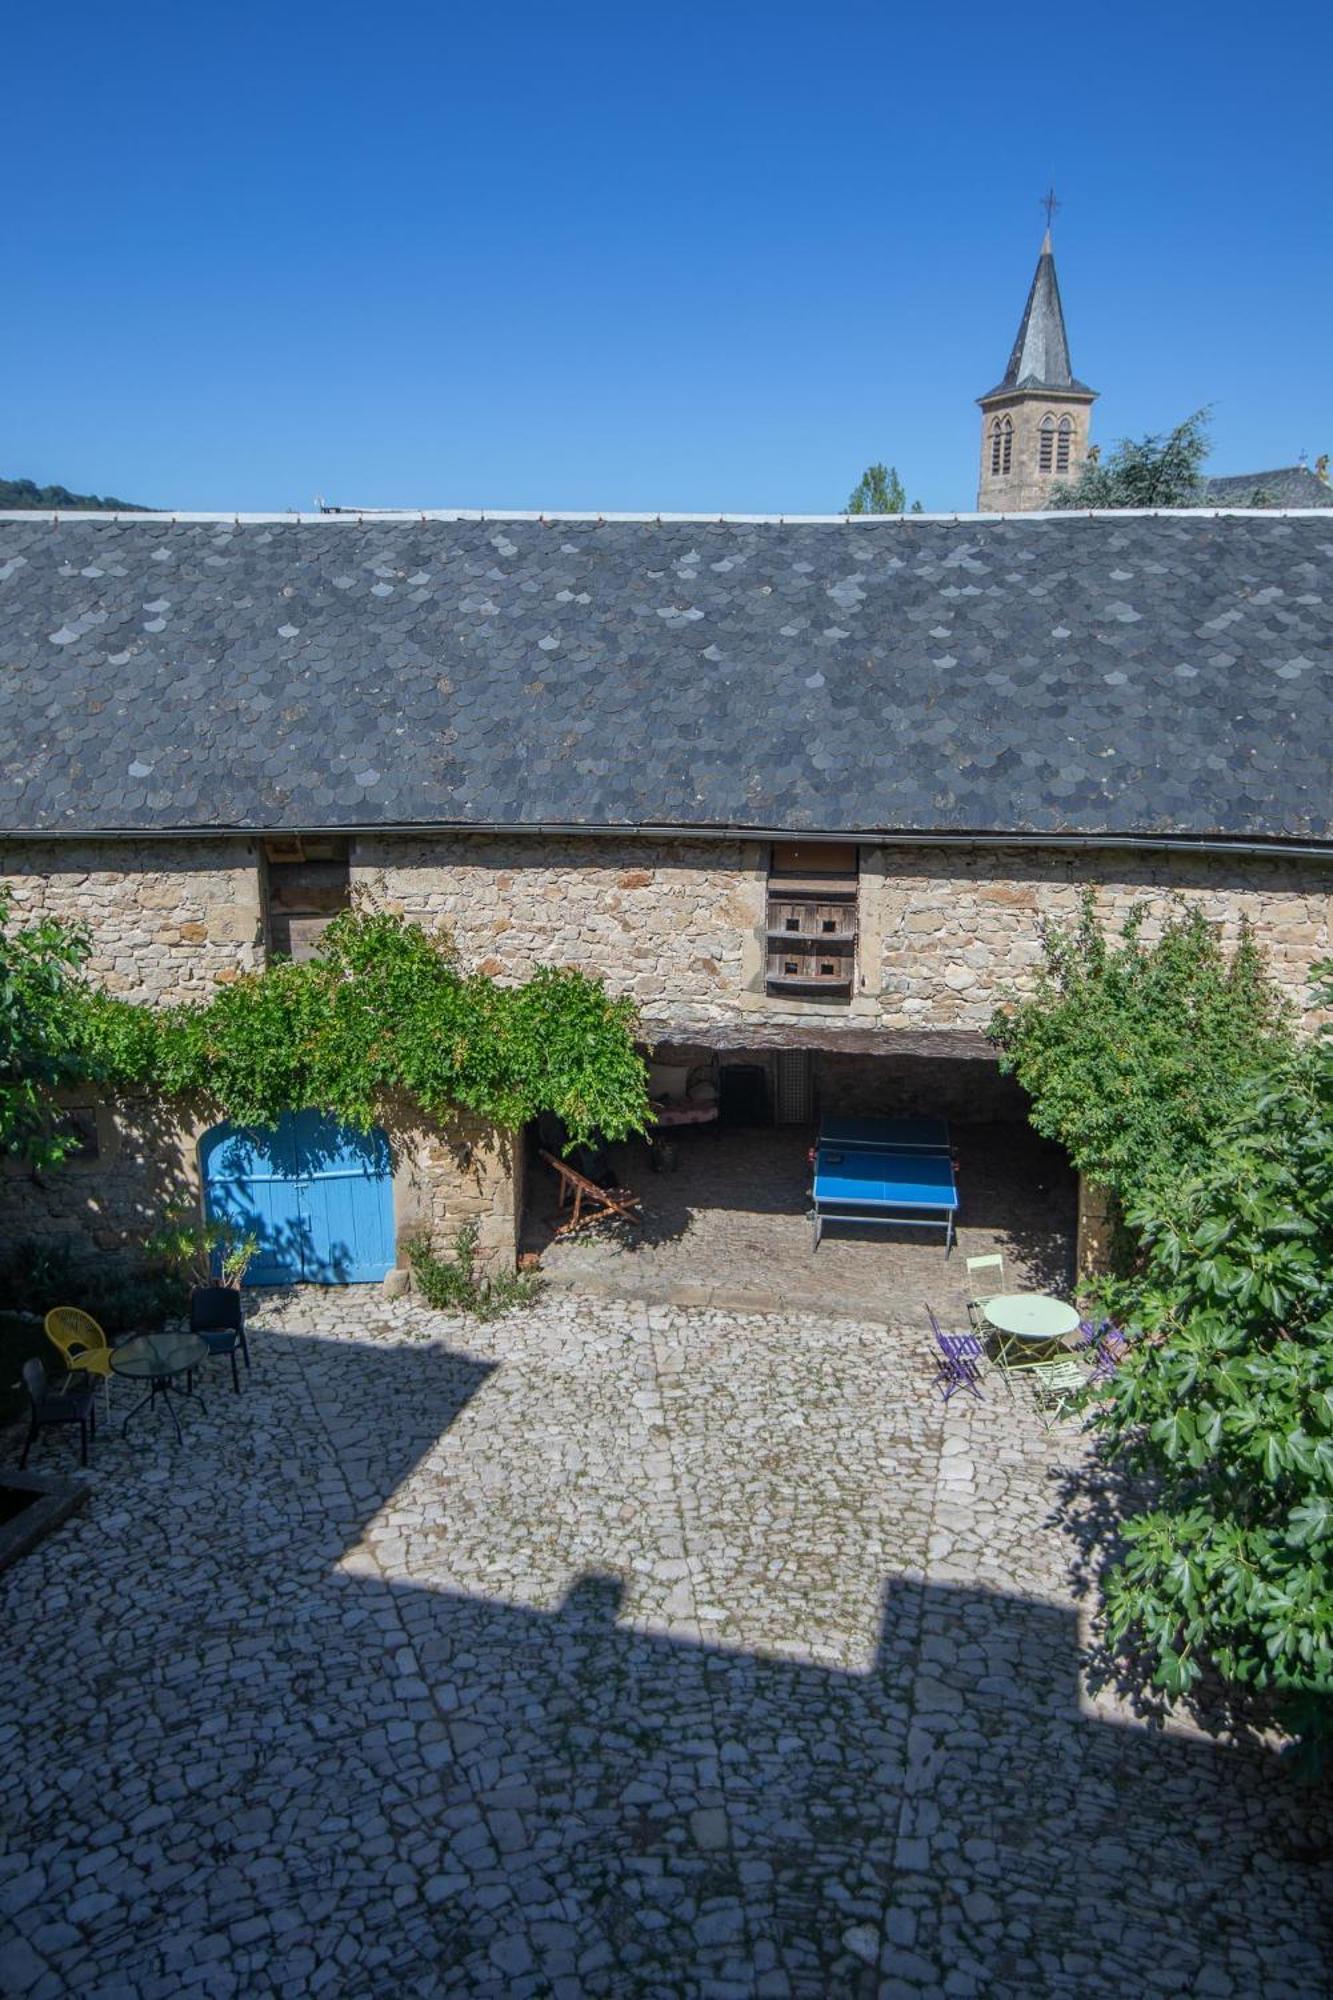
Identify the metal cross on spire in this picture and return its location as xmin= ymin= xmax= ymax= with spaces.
xmin=1040 ymin=186 xmax=1061 ymax=234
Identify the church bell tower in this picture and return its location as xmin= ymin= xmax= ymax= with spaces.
xmin=977 ymin=230 xmax=1096 ymax=511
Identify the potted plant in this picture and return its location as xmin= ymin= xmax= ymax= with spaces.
xmin=140 ymin=1212 xmax=259 ymax=1294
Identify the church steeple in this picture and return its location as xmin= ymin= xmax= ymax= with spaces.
xmin=976 ymin=228 xmax=1097 ymax=512
xmin=1001 ymin=231 xmax=1077 ymax=390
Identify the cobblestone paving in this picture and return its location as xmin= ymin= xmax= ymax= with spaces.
xmin=532 ymin=1125 xmax=1077 ymax=1322
xmin=1 ymin=1291 xmax=1328 ymax=1998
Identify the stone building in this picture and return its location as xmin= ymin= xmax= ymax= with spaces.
xmin=0 ymin=508 xmax=1328 ymax=1282
xmin=976 ymin=232 xmax=1097 ymax=512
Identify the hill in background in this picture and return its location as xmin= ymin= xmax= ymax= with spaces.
xmin=1 ymin=475 xmax=147 ymax=511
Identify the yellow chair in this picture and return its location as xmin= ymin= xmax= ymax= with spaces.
xmin=44 ymin=1308 xmax=116 ymax=1415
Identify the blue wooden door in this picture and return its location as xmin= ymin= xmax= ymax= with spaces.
xmin=200 ymin=1112 xmax=395 ymax=1286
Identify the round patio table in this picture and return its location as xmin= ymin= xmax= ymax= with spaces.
xmin=110 ymin=1332 xmax=208 ymax=1443
xmin=982 ymin=1293 xmax=1081 ymax=1373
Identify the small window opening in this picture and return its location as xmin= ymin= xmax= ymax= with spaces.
xmin=1056 ymin=416 xmax=1073 ymax=473
xmin=265 ymin=837 xmax=352 ymax=962
xmin=1038 ymin=415 xmax=1056 ymax=473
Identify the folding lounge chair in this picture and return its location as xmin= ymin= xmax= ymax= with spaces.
xmin=541 ymin=1151 xmax=641 ymax=1238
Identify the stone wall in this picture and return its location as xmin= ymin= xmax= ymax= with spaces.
xmin=874 ymin=845 xmax=1332 ymax=1031
xmin=0 ymin=838 xmax=264 ymax=1003
xmin=4 ymin=834 xmax=1325 ymax=1035
xmin=0 ymin=1093 xmax=206 ymax=1255
xmin=0 ymin=831 xmax=1328 ymax=1278
xmin=0 ymin=1091 xmax=518 ymax=1276
xmin=354 ymin=832 xmax=1332 ymax=1033
xmin=354 ymin=833 xmax=758 ymax=1017
xmin=383 ymin=1097 xmax=521 ymax=1273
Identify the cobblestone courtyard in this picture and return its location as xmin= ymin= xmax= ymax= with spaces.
xmin=2 ymin=1290 xmax=1328 ymax=1998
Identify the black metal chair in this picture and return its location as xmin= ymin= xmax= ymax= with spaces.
xmin=20 ymin=1357 xmax=97 ymax=1467
xmin=189 ymin=1286 xmax=249 ymax=1392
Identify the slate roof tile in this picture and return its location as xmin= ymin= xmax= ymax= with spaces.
xmin=0 ymin=513 xmax=1327 ymax=842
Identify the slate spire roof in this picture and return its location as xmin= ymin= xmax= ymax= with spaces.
xmin=981 ymin=232 xmax=1096 ymax=401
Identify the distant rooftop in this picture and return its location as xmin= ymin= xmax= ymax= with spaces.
xmin=1204 ymin=464 xmax=1333 ymax=509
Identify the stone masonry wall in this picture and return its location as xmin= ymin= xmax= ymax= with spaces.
xmin=355 ymin=832 xmax=1332 ymax=1032
xmin=875 ymin=845 xmax=1332 ymax=1032
xmin=4 ymin=834 xmax=1325 ymax=1034
xmin=0 ymin=842 xmax=517 ymax=1274
xmin=0 ymin=1090 xmax=517 ymax=1274
xmin=0 ymin=832 xmax=1327 ymax=1278
xmin=0 ymin=838 xmax=264 ymax=1003
xmin=977 ymin=394 xmax=1094 ymax=513
xmin=0 ymin=1093 xmax=207 ymax=1256
xmin=382 ymin=1097 xmax=521 ymax=1273
xmin=354 ymin=834 xmax=757 ymax=1018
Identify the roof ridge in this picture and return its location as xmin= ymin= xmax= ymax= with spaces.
xmin=2 ymin=507 xmax=1331 ymax=526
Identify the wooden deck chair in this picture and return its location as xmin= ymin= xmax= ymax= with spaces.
xmin=540 ymin=1151 xmax=642 ymax=1238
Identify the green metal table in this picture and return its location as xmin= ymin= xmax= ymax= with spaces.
xmin=982 ymin=1293 xmax=1081 ymax=1373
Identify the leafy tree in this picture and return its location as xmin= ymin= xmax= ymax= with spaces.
xmin=989 ymin=894 xmax=1292 ymax=1217
xmin=994 ymin=898 xmax=1333 ymax=1747
xmin=1049 ymin=409 xmax=1211 ymax=510
xmin=0 ymin=889 xmax=99 ymax=1167
xmin=0 ymin=475 xmax=146 ymax=511
xmin=1093 ymin=1010 xmax=1333 ymax=1743
xmin=846 ymin=463 xmax=922 ymax=514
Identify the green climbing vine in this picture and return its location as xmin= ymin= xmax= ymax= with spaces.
xmin=59 ymin=908 xmax=650 ymax=1148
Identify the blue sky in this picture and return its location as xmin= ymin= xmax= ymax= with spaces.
xmin=7 ymin=1 xmax=1330 ymax=514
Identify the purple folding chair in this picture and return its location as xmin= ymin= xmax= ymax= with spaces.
xmin=1089 ymin=1320 xmax=1130 ymax=1384
xmin=928 ymin=1305 xmax=982 ymax=1361
xmin=927 ymin=1307 xmax=983 ymax=1403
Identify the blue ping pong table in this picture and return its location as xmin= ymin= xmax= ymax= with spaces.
xmin=812 ymin=1143 xmax=958 ymax=1252
xmin=818 ymin=1115 xmax=951 ymax=1154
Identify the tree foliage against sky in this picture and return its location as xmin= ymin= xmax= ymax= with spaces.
xmin=845 ymin=463 xmax=922 ymax=515
xmin=1048 ymin=410 xmax=1211 ymax=510
xmin=0 ymin=475 xmax=146 ymax=511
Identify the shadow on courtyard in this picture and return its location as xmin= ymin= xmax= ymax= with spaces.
xmin=3 ymin=1321 xmax=1329 ymax=1997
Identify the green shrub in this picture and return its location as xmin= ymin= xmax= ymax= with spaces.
xmin=990 ymin=895 xmax=1293 ymax=1224
xmin=404 ymin=1224 xmax=544 ymax=1323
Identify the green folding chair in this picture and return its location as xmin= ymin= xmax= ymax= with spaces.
xmin=965 ymin=1252 xmax=1006 ymax=1336
xmin=1029 ymin=1357 xmax=1087 ymax=1429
